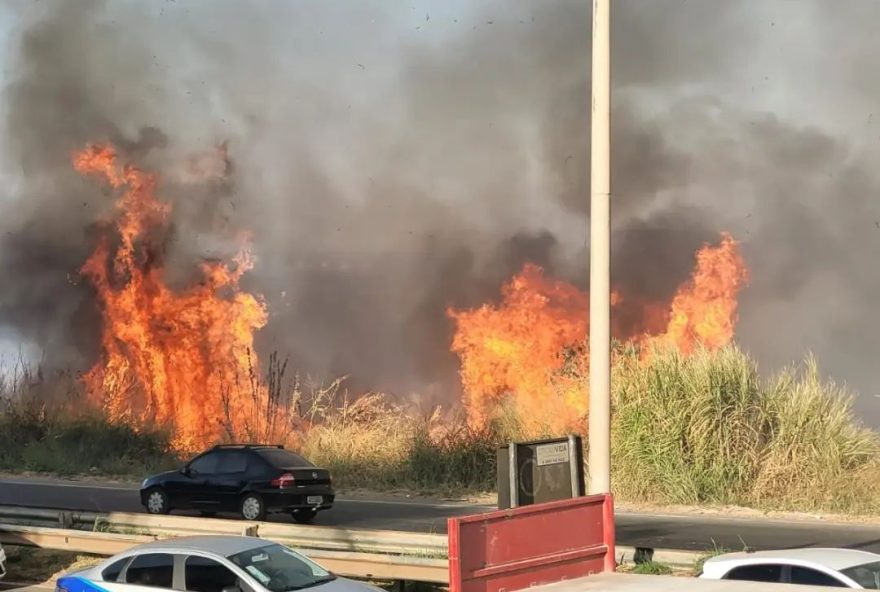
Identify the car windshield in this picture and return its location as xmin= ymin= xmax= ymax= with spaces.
xmin=229 ymin=544 xmax=334 ymax=592
xmin=841 ymin=561 xmax=880 ymax=589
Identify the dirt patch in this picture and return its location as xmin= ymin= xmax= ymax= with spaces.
xmin=3 ymin=546 xmax=102 ymax=584
xmin=337 ymin=487 xmax=494 ymax=505
xmin=0 ymin=471 xmax=142 ymax=488
xmin=614 ymin=501 xmax=880 ymax=526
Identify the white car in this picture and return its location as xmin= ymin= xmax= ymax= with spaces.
xmin=700 ymin=547 xmax=880 ymax=588
xmin=56 ymin=536 xmax=383 ymax=592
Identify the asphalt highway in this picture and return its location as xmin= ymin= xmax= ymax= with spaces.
xmin=2 ymin=477 xmax=880 ymax=553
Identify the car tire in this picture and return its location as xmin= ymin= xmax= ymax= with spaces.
xmin=240 ymin=494 xmax=266 ymax=521
xmin=292 ymin=508 xmax=317 ymax=524
xmin=144 ymin=487 xmax=170 ymax=515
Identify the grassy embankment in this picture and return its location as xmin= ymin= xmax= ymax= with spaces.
xmin=1 ymin=344 xmax=878 ymax=514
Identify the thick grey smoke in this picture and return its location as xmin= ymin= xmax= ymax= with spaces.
xmin=1 ymin=1 xmax=879 ymax=423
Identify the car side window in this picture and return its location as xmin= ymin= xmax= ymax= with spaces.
xmin=790 ymin=566 xmax=847 ymax=587
xmin=125 ymin=553 xmax=175 ymax=588
xmin=217 ymin=451 xmax=248 ymax=474
xmin=102 ymin=557 xmax=131 ymax=582
xmin=724 ymin=564 xmax=783 ymax=582
xmin=185 ymin=556 xmax=240 ymax=592
xmin=189 ymin=452 xmax=221 ymax=475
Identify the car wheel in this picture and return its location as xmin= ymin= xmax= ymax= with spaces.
xmin=240 ymin=494 xmax=265 ymax=521
xmin=144 ymin=487 xmax=170 ymax=515
xmin=292 ymin=508 xmax=317 ymax=524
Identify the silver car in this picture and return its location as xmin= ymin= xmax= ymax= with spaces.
xmin=56 ymin=536 xmax=384 ymax=592
xmin=700 ymin=548 xmax=880 ymax=588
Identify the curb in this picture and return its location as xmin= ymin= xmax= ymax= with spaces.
xmin=616 ymin=545 xmax=702 ymax=569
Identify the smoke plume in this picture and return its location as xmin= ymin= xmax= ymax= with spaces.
xmin=1 ymin=0 xmax=880 ymax=422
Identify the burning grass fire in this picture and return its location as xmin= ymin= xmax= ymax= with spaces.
xmin=2 ymin=144 xmax=873 ymax=514
xmin=74 ymin=143 xmax=287 ymax=452
xmin=72 ymin=142 xmax=749 ymax=451
xmin=448 ymin=233 xmax=749 ymax=434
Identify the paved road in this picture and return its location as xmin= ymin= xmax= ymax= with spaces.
xmin=2 ymin=477 xmax=880 ymax=553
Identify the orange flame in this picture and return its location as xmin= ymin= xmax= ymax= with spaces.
xmin=651 ymin=232 xmax=749 ymax=354
xmin=75 ymin=143 xmax=280 ymax=452
xmin=447 ymin=264 xmax=590 ymax=432
xmin=448 ymin=234 xmax=749 ymax=433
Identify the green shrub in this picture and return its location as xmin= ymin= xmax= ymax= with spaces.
xmin=0 ymin=396 xmax=177 ymax=476
xmin=631 ymin=561 xmax=673 ymax=576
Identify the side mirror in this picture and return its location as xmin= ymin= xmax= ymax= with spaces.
xmin=181 ymin=466 xmax=191 ymax=476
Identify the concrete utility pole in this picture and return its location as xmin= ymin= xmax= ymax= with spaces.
xmin=587 ymin=0 xmax=611 ymax=495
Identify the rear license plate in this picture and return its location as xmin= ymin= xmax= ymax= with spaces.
xmin=307 ymin=496 xmax=323 ymax=505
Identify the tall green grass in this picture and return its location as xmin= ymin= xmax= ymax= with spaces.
xmin=612 ymin=344 xmax=880 ymax=512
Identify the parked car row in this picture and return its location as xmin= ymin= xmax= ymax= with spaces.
xmin=140 ymin=444 xmax=335 ymax=524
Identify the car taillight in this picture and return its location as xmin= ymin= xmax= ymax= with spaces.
xmin=271 ymin=472 xmax=296 ymax=488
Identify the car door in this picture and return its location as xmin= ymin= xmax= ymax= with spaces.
xmin=119 ymin=552 xmax=177 ymax=591
xmin=183 ymin=555 xmax=246 ymax=592
xmin=203 ymin=451 xmax=251 ymax=512
xmin=186 ymin=451 xmax=223 ymax=510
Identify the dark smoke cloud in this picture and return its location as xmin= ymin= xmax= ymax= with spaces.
xmin=1 ymin=1 xmax=880 ymax=423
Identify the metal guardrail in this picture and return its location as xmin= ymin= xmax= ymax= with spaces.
xmin=0 ymin=506 xmax=448 ymax=557
xmin=0 ymin=505 xmax=702 ymax=584
xmin=0 ymin=524 xmax=157 ymax=554
xmin=0 ymin=505 xmax=450 ymax=583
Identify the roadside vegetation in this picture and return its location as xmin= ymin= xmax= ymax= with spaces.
xmin=0 ymin=365 xmax=178 ymax=477
xmin=627 ymin=561 xmax=674 ymax=576
xmin=1 ymin=344 xmax=879 ymax=515
xmin=2 ymin=546 xmax=102 ymax=583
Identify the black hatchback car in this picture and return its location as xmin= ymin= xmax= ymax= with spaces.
xmin=139 ymin=444 xmax=335 ymax=523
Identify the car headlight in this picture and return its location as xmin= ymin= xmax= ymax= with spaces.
xmin=142 ymin=478 xmax=149 ymax=488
